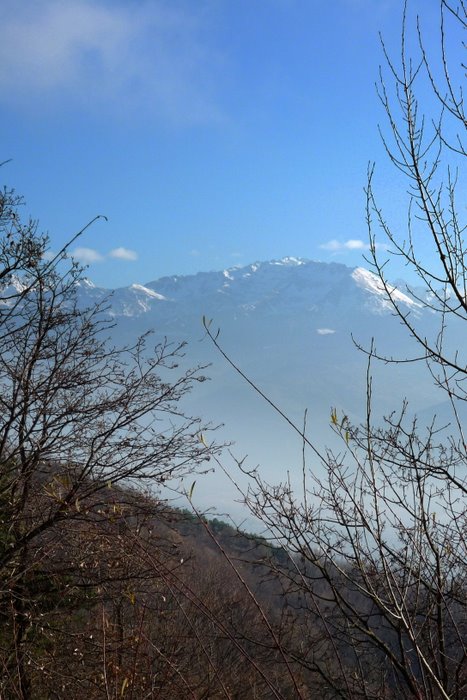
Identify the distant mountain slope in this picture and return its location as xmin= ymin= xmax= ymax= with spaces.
xmin=76 ymin=258 xmax=458 ymax=518
xmin=78 ymin=257 xmax=422 ymax=321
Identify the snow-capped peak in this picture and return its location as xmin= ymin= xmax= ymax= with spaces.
xmin=76 ymin=278 xmax=96 ymax=289
xmin=7 ymin=275 xmax=29 ymax=293
xmin=351 ymin=267 xmax=422 ymax=309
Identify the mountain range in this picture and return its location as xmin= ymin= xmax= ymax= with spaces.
xmin=78 ymin=256 xmax=422 ymax=320
xmin=76 ymin=257 xmax=458 ymax=518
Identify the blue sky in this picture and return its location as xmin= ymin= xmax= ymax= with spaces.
xmin=1 ymin=0 xmax=447 ymax=288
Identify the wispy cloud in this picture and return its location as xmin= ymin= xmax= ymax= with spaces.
xmin=316 ymin=328 xmax=336 ymax=335
xmin=73 ymin=247 xmax=105 ymax=264
xmin=73 ymin=246 xmax=138 ymax=264
xmin=320 ymin=239 xmax=367 ymax=251
xmin=319 ymin=239 xmax=386 ymax=252
xmin=0 ymin=0 xmax=224 ymax=124
xmin=109 ymin=247 xmax=138 ymax=261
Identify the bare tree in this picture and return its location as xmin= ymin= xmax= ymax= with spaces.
xmin=202 ymin=2 xmax=467 ymax=698
xmin=363 ymin=0 xmax=466 ymax=489
xmin=0 ymin=183 xmax=216 ymax=698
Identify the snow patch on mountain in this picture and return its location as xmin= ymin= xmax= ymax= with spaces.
xmin=351 ymin=267 xmax=422 ymax=312
xmin=76 ymin=278 xmax=96 ymax=289
xmin=0 ymin=275 xmax=33 ymax=305
xmin=130 ymin=284 xmax=166 ymax=300
xmin=271 ymin=256 xmax=305 ymax=266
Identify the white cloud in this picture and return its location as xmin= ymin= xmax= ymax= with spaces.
xmin=319 ymin=239 xmax=386 ymax=252
xmin=72 ymin=247 xmax=104 ymax=264
xmin=0 ymin=0 xmax=224 ymax=124
xmin=73 ymin=246 xmax=138 ymax=264
xmin=316 ymin=328 xmax=336 ymax=335
xmin=320 ymin=239 xmax=366 ymax=251
xmin=109 ymin=247 xmax=138 ymax=261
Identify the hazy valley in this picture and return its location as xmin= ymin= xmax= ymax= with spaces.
xmin=75 ymin=257 xmax=459 ymax=519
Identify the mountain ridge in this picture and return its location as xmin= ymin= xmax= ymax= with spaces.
xmin=77 ymin=257 xmax=423 ymax=320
